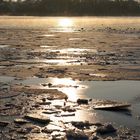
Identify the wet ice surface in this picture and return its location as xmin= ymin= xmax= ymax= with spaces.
xmin=10 ymin=47 xmax=94 ymax=66
xmin=42 ymin=34 xmax=55 ymax=37
xmin=0 ymin=17 xmax=140 ymax=73
xmin=3 ymin=76 xmax=138 ymax=133
xmin=6 ymin=44 xmax=139 ymax=67
xmin=82 ymin=80 xmax=140 ymax=132
xmin=40 ymin=45 xmax=57 ymax=48
xmin=14 ymin=59 xmax=81 ymax=65
xmin=0 ymin=17 xmax=140 ymax=138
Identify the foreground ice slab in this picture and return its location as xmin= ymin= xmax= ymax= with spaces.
xmin=25 ymin=114 xmax=50 ymax=124
xmin=92 ymin=100 xmax=131 ymax=110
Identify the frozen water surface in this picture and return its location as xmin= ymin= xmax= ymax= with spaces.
xmin=14 ymin=76 xmax=140 ymax=132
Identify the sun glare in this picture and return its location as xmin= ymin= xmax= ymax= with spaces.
xmin=58 ymin=18 xmax=73 ymax=27
xmin=47 ymin=77 xmax=83 ymax=101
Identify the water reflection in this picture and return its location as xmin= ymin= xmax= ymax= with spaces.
xmin=58 ymin=18 xmax=73 ymax=27
xmin=56 ymin=18 xmax=74 ymax=32
xmin=42 ymin=34 xmax=55 ymax=37
xmin=59 ymin=87 xmax=79 ymax=101
xmin=47 ymin=78 xmax=85 ymax=101
xmin=47 ymin=77 xmax=76 ymax=85
xmin=2 ymin=75 xmax=140 ymax=132
xmin=14 ymin=59 xmax=81 ymax=66
xmin=19 ymin=77 xmax=86 ymax=101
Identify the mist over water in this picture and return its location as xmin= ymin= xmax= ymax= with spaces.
xmin=0 ymin=16 xmax=140 ymax=30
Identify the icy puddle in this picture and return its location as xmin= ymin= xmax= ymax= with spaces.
xmin=19 ymin=77 xmax=140 ymax=101
xmin=18 ymin=77 xmax=84 ymax=101
xmin=81 ymin=80 xmax=140 ymax=132
xmin=17 ymin=77 xmax=140 ymax=132
xmin=1 ymin=76 xmax=140 ymax=132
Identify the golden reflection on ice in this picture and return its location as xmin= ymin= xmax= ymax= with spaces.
xmin=58 ymin=18 xmax=73 ymax=27
xmin=60 ymin=88 xmax=78 ymax=101
xmin=57 ymin=18 xmax=74 ymax=32
xmin=48 ymin=78 xmax=85 ymax=101
xmin=49 ymin=78 xmax=75 ymax=85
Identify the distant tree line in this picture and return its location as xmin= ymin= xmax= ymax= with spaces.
xmin=0 ymin=0 xmax=140 ymax=16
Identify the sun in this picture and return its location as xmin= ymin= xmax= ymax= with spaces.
xmin=58 ymin=18 xmax=73 ymax=27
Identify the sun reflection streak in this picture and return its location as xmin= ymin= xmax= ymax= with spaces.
xmin=59 ymin=88 xmax=78 ymax=101
xmin=48 ymin=78 xmax=86 ymax=101
xmin=20 ymin=77 xmax=87 ymax=102
xmin=58 ymin=18 xmax=73 ymax=27
xmin=56 ymin=18 xmax=74 ymax=32
xmin=48 ymin=78 xmax=76 ymax=86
